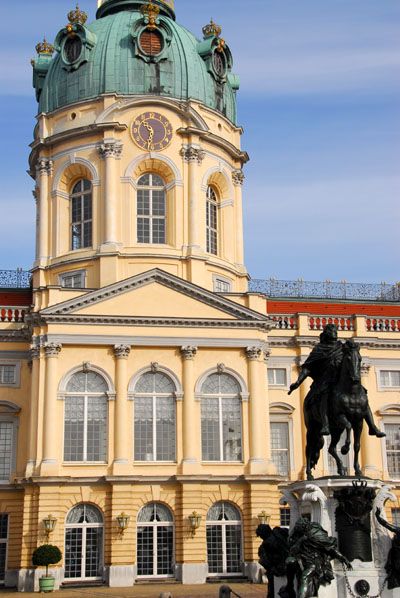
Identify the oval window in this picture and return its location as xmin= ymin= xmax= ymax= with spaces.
xmin=64 ymin=36 xmax=83 ymax=64
xmin=139 ymin=29 xmax=163 ymax=56
xmin=213 ymin=51 xmax=226 ymax=77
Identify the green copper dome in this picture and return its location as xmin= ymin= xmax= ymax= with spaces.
xmin=33 ymin=2 xmax=239 ymax=123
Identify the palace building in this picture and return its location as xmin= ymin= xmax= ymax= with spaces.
xmin=0 ymin=0 xmax=399 ymax=590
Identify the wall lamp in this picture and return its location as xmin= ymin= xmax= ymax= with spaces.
xmin=188 ymin=511 xmax=202 ymax=536
xmin=257 ymin=511 xmax=271 ymax=526
xmin=43 ymin=514 xmax=57 ymax=541
xmin=116 ymin=512 xmax=130 ymax=535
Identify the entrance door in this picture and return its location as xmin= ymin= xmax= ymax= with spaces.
xmin=0 ymin=514 xmax=8 ymax=584
xmin=206 ymin=502 xmax=242 ymax=576
xmin=65 ymin=504 xmax=103 ymax=581
xmin=137 ymin=503 xmax=174 ymax=578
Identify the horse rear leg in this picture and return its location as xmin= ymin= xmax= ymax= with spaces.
xmin=353 ymin=420 xmax=363 ymax=477
xmin=328 ymin=428 xmax=346 ymax=476
xmin=335 ymin=414 xmax=352 ymax=455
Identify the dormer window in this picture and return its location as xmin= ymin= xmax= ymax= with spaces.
xmin=63 ymin=36 xmax=83 ymax=64
xmin=139 ymin=30 xmax=163 ymax=57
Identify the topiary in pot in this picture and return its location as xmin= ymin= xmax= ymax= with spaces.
xmin=32 ymin=545 xmax=62 ymax=593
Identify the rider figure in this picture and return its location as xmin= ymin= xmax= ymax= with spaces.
xmin=288 ymin=323 xmax=384 ymax=437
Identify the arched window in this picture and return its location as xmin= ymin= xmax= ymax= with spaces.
xmin=201 ymin=373 xmax=242 ymax=462
xmin=206 ymin=185 xmax=218 ymax=255
xmin=64 ymin=371 xmax=108 ymax=463
xmin=137 ymin=503 xmax=174 ymax=578
xmin=65 ymin=504 xmax=103 ymax=581
xmin=70 ymin=179 xmax=92 ymax=250
xmin=137 ymin=174 xmax=166 ymax=244
xmin=206 ymin=502 xmax=242 ymax=576
xmin=134 ymin=371 xmax=176 ymax=462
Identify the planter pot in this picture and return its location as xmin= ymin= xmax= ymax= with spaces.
xmin=38 ymin=576 xmax=55 ymax=593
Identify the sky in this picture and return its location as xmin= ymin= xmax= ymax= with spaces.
xmin=0 ymin=0 xmax=399 ymax=283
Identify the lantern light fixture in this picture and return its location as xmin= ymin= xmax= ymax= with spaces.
xmin=188 ymin=511 xmax=202 ymax=536
xmin=43 ymin=514 xmax=57 ymax=541
xmin=257 ymin=510 xmax=270 ymax=526
xmin=116 ymin=512 xmax=130 ymax=534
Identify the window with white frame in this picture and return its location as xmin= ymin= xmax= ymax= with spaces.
xmin=268 ymin=368 xmax=288 ymax=387
xmin=65 ymin=504 xmax=103 ymax=581
xmin=134 ymin=372 xmax=176 ymax=462
xmin=214 ymin=277 xmax=231 ymax=293
xmin=64 ymin=371 xmax=108 ymax=463
xmin=206 ymin=502 xmax=242 ymax=576
xmin=201 ymin=373 xmax=242 ymax=462
xmin=206 ymin=186 xmax=218 ymax=255
xmin=280 ymin=507 xmax=291 ymax=528
xmin=137 ymin=174 xmax=166 ymax=244
xmin=384 ymin=423 xmax=400 ymax=478
xmin=380 ymin=370 xmax=400 ymax=388
xmin=71 ymin=179 xmax=92 ymax=250
xmin=0 ymin=514 xmax=8 ymax=583
xmin=392 ymin=508 xmax=400 ymax=526
xmin=137 ymin=503 xmax=174 ymax=578
xmin=60 ymin=270 xmax=86 ymax=289
xmin=0 ymin=422 xmax=14 ymax=482
xmin=0 ymin=364 xmax=18 ymax=387
xmin=270 ymin=422 xmax=290 ymax=476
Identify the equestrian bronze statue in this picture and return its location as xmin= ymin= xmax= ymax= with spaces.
xmin=288 ymin=324 xmax=385 ymax=479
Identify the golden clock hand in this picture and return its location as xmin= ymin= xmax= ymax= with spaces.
xmin=142 ymin=120 xmax=154 ymax=150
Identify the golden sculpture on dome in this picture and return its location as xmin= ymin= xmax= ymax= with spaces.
xmin=202 ymin=19 xmax=222 ymax=39
xmin=67 ymin=3 xmax=88 ymax=26
xmin=140 ymin=2 xmax=161 ymax=30
xmin=35 ymin=38 xmax=55 ymax=56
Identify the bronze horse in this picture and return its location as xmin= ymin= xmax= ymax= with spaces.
xmin=304 ymin=339 xmax=368 ymax=479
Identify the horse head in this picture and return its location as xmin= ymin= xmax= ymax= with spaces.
xmin=342 ymin=339 xmax=362 ymax=385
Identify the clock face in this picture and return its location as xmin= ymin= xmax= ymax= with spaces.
xmin=131 ymin=112 xmax=173 ymax=151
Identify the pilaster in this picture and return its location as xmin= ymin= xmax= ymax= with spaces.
xmin=180 ymin=144 xmax=205 ymax=255
xmin=98 ymin=139 xmax=123 ymax=251
xmin=180 ymin=346 xmax=200 ymax=474
xmin=40 ymin=343 xmax=62 ymax=476
xmin=35 ymin=158 xmax=53 ymax=267
xmin=26 ymin=346 xmax=41 ymax=477
xmin=113 ymin=344 xmax=131 ymax=475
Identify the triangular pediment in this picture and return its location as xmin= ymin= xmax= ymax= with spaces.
xmin=40 ymin=269 xmax=272 ymax=328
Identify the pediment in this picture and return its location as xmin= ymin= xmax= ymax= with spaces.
xmin=40 ymin=269 xmax=272 ymax=328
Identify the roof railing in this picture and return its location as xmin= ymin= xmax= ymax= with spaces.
xmin=0 ymin=269 xmax=32 ymax=289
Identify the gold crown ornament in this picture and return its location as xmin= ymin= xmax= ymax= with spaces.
xmin=68 ymin=3 xmax=88 ymax=25
xmin=202 ymin=19 xmax=222 ymax=39
xmin=35 ymin=37 xmax=55 ymax=55
xmin=140 ymin=2 xmax=160 ymax=30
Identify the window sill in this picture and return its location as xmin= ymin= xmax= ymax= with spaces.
xmin=133 ymin=461 xmax=176 ymax=465
xmin=62 ymin=462 xmax=107 ymax=466
xmin=201 ymin=461 xmax=244 ymax=465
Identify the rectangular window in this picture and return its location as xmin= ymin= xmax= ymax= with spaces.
xmin=268 ymin=368 xmax=288 ymax=387
xmin=134 ymin=397 xmax=175 ymax=462
xmin=71 ymin=194 xmax=92 ymax=250
xmin=64 ymin=396 xmax=107 ymax=463
xmin=385 ymin=423 xmax=400 ymax=478
xmin=60 ymin=271 xmax=85 ymax=289
xmin=0 ymin=423 xmax=14 ymax=481
xmin=380 ymin=371 xmax=400 ymax=388
xmin=0 ymin=514 xmax=8 ymax=583
xmin=270 ymin=422 xmax=290 ymax=476
xmin=206 ymin=201 xmax=218 ymax=255
xmin=137 ymin=187 xmax=166 ymax=244
xmin=201 ymin=398 xmax=242 ymax=462
xmin=0 ymin=366 xmax=16 ymax=386
xmin=392 ymin=508 xmax=400 ymax=526
xmin=214 ymin=278 xmax=231 ymax=293
xmin=280 ymin=507 xmax=291 ymax=528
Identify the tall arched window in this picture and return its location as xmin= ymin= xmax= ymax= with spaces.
xmin=134 ymin=371 xmax=176 ymax=461
xmin=64 ymin=371 xmax=108 ymax=462
xmin=206 ymin=185 xmax=218 ymax=255
xmin=206 ymin=502 xmax=242 ymax=576
xmin=201 ymin=373 xmax=242 ymax=462
xmin=65 ymin=504 xmax=103 ymax=581
xmin=137 ymin=174 xmax=166 ymax=244
xmin=71 ymin=179 xmax=92 ymax=250
xmin=137 ymin=503 xmax=174 ymax=578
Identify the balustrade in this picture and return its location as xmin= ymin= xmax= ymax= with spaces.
xmin=366 ymin=317 xmax=400 ymax=332
xmin=271 ymin=314 xmax=298 ymax=330
xmin=308 ymin=315 xmax=354 ymax=331
xmin=0 ymin=306 xmax=27 ymax=323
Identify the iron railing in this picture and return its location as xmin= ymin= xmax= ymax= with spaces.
xmin=249 ymin=278 xmax=400 ymax=302
xmin=0 ymin=269 xmax=31 ymax=289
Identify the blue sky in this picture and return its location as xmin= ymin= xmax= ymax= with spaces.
xmin=0 ymin=0 xmax=399 ymax=283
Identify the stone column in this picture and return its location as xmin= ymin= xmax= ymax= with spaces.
xmin=246 ymin=346 xmax=275 ymax=474
xmin=41 ymin=343 xmax=61 ymax=474
xmin=180 ymin=346 xmax=199 ymax=473
xmin=232 ymin=169 xmax=245 ymax=266
xmin=180 ymin=145 xmax=205 ymax=252
xmin=98 ymin=139 xmax=123 ymax=248
xmin=113 ymin=344 xmax=131 ymax=474
xmin=26 ymin=345 xmax=41 ymax=477
xmin=296 ymin=354 xmax=314 ymax=479
xmin=360 ymin=359 xmax=380 ymax=477
xmin=36 ymin=158 xmax=53 ymax=265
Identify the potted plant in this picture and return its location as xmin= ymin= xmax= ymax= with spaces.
xmin=32 ymin=544 xmax=62 ymax=593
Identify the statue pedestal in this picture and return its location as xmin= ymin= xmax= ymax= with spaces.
xmin=278 ymin=477 xmax=397 ymax=597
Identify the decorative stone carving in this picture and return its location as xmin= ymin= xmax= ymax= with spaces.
xmin=36 ymin=158 xmax=53 ymax=176
xmin=263 ymin=348 xmax=271 ymax=363
xmin=361 ymin=359 xmax=371 ymax=376
xmin=302 ymin=484 xmax=329 ymax=531
xmin=217 ymin=363 xmax=225 ymax=374
xmin=97 ymin=141 xmax=123 ymax=159
xmin=44 ymin=343 xmax=62 ymax=357
xmin=29 ymin=346 xmax=41 ymax=360
xmin=150 ymin=362 xmax=159 ymax=373
xmin=181 ymin=346 xmax=197 ymax=360
xmin=82 ymin=361 xmax=92 ymax=373
xmin=245 ymin=346 xmax=263 ymax=361
xmin=232 ymin=169 xmax=245 ymax=186
xmin=113 ymin=344 xmax=131 ymax=359
xmin=180 ymin=145 xmax=205 ymax=164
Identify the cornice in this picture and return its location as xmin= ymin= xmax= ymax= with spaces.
xmin=0 ymin=329 xmax=31 ymax=343
xmin=269 ymin=335 xmax=400 ymax=350
xmin=176 ymin=126 xmax=249 ymax=165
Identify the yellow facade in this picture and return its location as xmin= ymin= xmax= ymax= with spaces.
xmin=0 ymin=3 xmax=399 ymax=592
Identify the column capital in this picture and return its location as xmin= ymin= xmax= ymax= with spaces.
xmin=232 ymin=169 xmax=245 ymax=186
xmin=44 ymin=343 xmax=62 ymax=358
xmin=36 ymin=158 xmax=53 ymax=177
xmin=114 ymin=344 xmax=131 ymax=359
xmin=180 ymin=144 xmax=205 ymax=164
xmin=32 ymin=188 xmax=39 ymax=202
xmin=181 ymin=346 xmax=198 ymax=360
xmin=29 ymin=345 xmax=41 ymax=360
xmin=97 ymin=140 xmax=123 ymax=159
xmin=263 ymin=348 xmax=272 ymax=363
xmin=245 ymin=346 xmax=263 ymax=361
